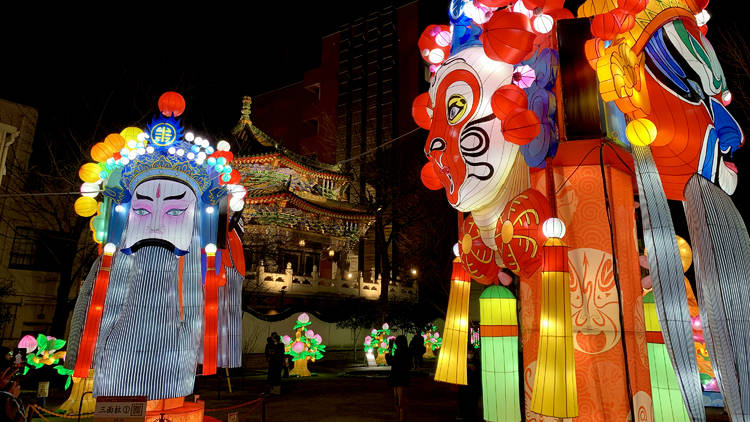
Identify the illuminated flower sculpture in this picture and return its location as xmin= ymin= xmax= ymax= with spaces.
xmin=64 ymin=92 xmax=245 ymax=418
xmin=421 ymin=324 xmax=442 ymax=358
xmin=582 ymin=0 xmax=748 ymax=419
xmin=364 ymin=323 xmax=393 ymax=366
xmin=281 ymin=313 xmax=326 ymax=377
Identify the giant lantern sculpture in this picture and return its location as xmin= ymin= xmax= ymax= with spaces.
xmin=416 ymin=0 xmax=746 ymax=421
xmin=65 ymin=92 xmax=245 ymax=420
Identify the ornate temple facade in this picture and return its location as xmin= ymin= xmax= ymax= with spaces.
xmin=232 ymin=97 xmax=417 ymax=314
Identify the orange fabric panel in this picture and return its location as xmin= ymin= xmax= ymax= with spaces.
xmin=522 ymin=165 xmax=651 ymax=421
xmin=646 ymin=331 xmax=665 ymax=344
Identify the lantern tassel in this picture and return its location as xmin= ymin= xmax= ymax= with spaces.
xmin=434 ymin=257 xmax=471 ymax=385
xmin=529 ymin=233 xmax=578 ymax=417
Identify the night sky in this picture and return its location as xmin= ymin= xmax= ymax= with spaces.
xmin=1 ymin=1 xmax=748 ymax=219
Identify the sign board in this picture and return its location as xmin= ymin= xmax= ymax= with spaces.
xmin=37 ymin=381 xmax=49 ymax=398
xmin=94 ymin=396 xmax=147 ymax=422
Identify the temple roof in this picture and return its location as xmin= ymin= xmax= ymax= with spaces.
xmin=245 ymin=189 xmax=374 ymax=221
xmin=232 ymin=96 xmax=346 ymax=179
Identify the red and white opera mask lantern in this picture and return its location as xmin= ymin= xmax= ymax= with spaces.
xmin=423 ymin=47 xmax=518 ymax=212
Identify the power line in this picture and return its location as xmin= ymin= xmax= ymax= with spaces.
xmin=336 ymin=127 xmax=423 ymax=166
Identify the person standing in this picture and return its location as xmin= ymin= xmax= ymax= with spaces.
xmin=408 ymin=335 xmax=425 ymax=369
xmin=265 ymin=333 xmax=283 ymax=395
xmin=386 ymin=335 xmax=411 ymax=422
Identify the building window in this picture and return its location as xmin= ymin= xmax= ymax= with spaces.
xmin=8 ymin=227 xmax=67 ymax=271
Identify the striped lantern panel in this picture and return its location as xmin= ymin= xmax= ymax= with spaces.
xmin=683 ymin=174 xmax=750 ymax=421
xmin=480 ymin=285 xmax=521 ymax=422
xmin=217 ymin=265 xmax=243 ymax=368
xmin=633 ymin=145 xmax=705 ymax=421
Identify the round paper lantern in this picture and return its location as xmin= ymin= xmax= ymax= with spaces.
xmin=74 ymin=196 xmax=99 ymax=217
xmin=617 ymin=0 xmax=647 ymax=14
xmin=90 ymin=142 xmax=114 ymax=162
xmin=106 ymin=133 xmax=128 ymax=151
xmin=502 ymin=108 xmax=540 ymax=145
xmin=298 ymin=313 xmax=310 ymax=323
xmin=421 ymin=162 xmax=443 ymax=190
xmin=80 ymin=182 xmax=100 ymax=198
xmin=412 ymin=92 xmax=433 ymax=130
xmin=591 ymin=12 xmax=620 ymax=40
xmin=118 ymin=127 xmax=141 ymax=143
xmin=282 ymin=335 xmax=291 ymax=345
xmin=481 ymin=11 xmax=537 ymax=64
xmin=158 ymin=91 xmax=186 ymax=117
xmin=305 ymin=330 xmax=315 ymax=338
xmin=611 ymin=8 xmax=635 ymax=33
xmin=314 ymin=334 xmax=322 ymax=343
xmin=79 ymin=163 xmax=102 ymax=183
xmin=625 ymin=118 xmax=657 ymax=146
xmin=491 ymin=84 xmax=528 ymax=120
xmin=533 ymin=14 xmax=554 ymax=34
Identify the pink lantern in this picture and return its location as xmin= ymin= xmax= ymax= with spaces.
xmin=305 ymin=330 xmax=315 ymax=338
xmin=282 ymin=335 xmax=291 ymax=345
xmin=298 ymin=313 xmax=310 ymax=323
xmin=382 ymin=323 xmax=389 ymax=330
xmin=292 ymin=342 xmax=305 ymax=353
xmin=512 ymin=65 xmax=536 ymax=89
xmin=314 ymin=334 xmax=323 ymax=343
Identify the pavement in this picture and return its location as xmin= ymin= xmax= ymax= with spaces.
xmin=22 ymin=354 xmax=731 ymax=421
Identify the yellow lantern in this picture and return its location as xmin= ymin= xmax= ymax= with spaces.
xmin=434 ymin=257 xmax=472 ymax=385
xmin=74 ymin=196 xmax=99 ymax=217
xmin=78 ymin=163 xmax=101 ymax=183
xmin=118 ymin=127 xmax=142 ymax=144
xmin=626 ymin=118 xmax=657 ymax=146
xmin=90 ymin=142 xmax=114 ymax=162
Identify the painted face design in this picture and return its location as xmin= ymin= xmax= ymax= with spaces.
xmin=424 ymin=47 xmax=519 ymax=212
xmin=124 ymin=178 xmax=197 ymax=252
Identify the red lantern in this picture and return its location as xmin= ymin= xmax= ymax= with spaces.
xmin=612 ymin=8 xmax=635 ymax=33
xmin=418 ymin=24 xmax=452 ymax=66
xmin=421 ymin=162 xmax=443 ymax=190
xmin=459 ymin=214 xmax=500 ymax=285
xmin=491 ymin=84 xmax=528 ymax=120
xmin=590 ymin=12 xmax=619 ymax=40
xmin=158 ymin=91 xmax=186 ymax=117
xmin=502 ymin=108 xmax=540 ymax=145
xmin=617 ymin=0 xmax=647 ymax=14
xmin=228 ymin=169 xmax=241 ymax=185
xmin=546 ymin=7 xmax=574 ymax=21
xmin=412 ymin=92 xmax=433 ymax=130
xmin=481 ymin=12 xmax=537 ymax=65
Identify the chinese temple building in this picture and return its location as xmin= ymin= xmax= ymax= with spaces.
xmin=232 ymin=97 xmax=417 ymax=315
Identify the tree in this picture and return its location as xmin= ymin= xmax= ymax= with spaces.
xmin=336 ymin=300 xmax=378 ymax=361
xmin=363 ymin=323 xmax=393 ymax=366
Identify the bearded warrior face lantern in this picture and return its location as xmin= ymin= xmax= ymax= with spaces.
xmin=66 ymin=92 xmax=246 ymax=401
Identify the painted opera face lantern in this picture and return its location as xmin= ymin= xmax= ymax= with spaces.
xmin=424 ymin=47 xmax=519 ymax=213
xmin=124 ymin=178 xmax=197 ymax=253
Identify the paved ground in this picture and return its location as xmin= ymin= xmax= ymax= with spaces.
xmin=24 ymin=354 xmax=731 ymax=421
